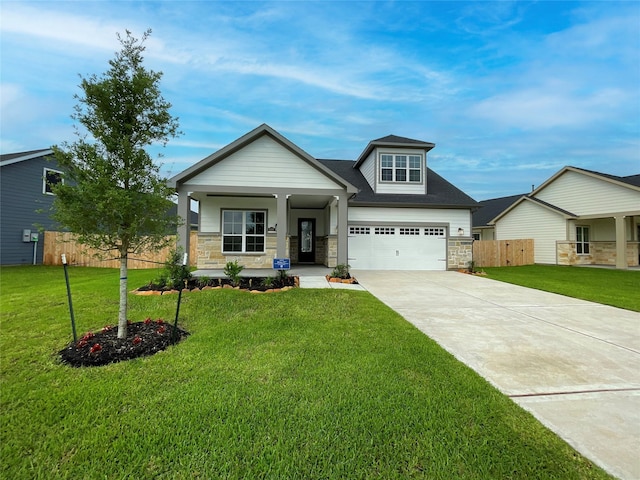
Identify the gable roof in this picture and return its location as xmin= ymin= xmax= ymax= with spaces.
xmin=319 ymin=159 xmax=478 ymax=208
xmin=0 ymin=149 xmax=53 ymax=167
xmin=168 ymin=124 xmax=357 ymax=193
xmin=532 ymin=165 xmax=640 ymax=195
xmin=354 ymin=134 xmax=435 ymax=168
xmin=489 ymin=195 xmax=578 ymax=224
xmin=472 ymin=194 xmax=525 ymax=228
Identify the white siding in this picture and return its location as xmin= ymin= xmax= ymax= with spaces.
xmin=496 ymin=201 xmax=566 ymax=264
xmin=200 ymin=196 xmax=277 ymax=232
xmin=374 ymin=148 xmax=426 ymax=195
xmin=360 ymin=150 xmax=376 ymax=190
xmin=185 ymin=135 xmax=341 ymax=190
xmin=536 ymin=171 xmax=640 ymax=215
xmin=349 ymin=207 xmax=471 ymax=234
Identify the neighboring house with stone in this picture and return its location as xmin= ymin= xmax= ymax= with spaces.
xmin=490 ymin=166 xmax=640 ymax=269
xmin=169 ymin=124 xmax=478 ymax=271
xmin=0 ymin=149 xmax=62 ymax=265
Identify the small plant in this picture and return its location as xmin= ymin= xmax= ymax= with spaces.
xmin=262 ymin=276 xmax=275 ymax=288
xmin=224 ymin=259 xmax=244 ymax=286
xmin=331 ymin=264 xmax=351 ymax=279
xmin=276 ymin=269 xmax=288 ymax=282
xmin=468 ymin=260 xmax=476 ymax=273
xmin=156 ymin=248 xmax=192 ymax=289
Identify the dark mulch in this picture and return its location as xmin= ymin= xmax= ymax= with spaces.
xmin=137 ymin=275 xmax=297 ymax=292
xmin=59 ymin=319 xmax=189 ymax=368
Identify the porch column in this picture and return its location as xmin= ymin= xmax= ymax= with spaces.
xmin=276 ymin=194 xmax=288 ymax=259
xmin=337 ymin=193 xmax=349 ymax=265
xmin=177 ymin=187 xmax=190 ymax=259
xmin=615 ymin=216 xmax=627 ymax=269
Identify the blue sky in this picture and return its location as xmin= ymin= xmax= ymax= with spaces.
xmin=1 ymin=1 xmax=639 ymax=200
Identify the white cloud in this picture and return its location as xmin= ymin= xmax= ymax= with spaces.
xmin=0 ymin=4 xmax=128 ymax=51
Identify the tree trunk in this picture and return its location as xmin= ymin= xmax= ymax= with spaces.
xmin=117 ymin=254 xmax=128 ymax=339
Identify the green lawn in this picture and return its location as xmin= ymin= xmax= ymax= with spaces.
xmin=481 ymin=265 xmax=640 ymax=312
xmin=1 ymin=266 xmax=612 ymax=479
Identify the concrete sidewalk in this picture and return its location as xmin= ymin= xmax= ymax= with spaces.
xmin=351 ymin=270 xmax=640 ymax=480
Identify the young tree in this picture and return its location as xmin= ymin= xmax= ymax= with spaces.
xmin=52 ymin=29 xmax=181 ymax=339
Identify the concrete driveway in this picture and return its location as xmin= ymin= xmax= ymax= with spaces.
xmin=352 ymin=270 xmax=640 ymax=480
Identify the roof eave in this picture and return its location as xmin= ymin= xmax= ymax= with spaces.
xmin=0 ymin=149 xmax=54 ymax=167
xmin=169 ymin=124 xmax=359 ymax=193
xmin=354 ymin=140 xmax=436 ymax=168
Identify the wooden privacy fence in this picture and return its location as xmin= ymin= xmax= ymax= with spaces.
xmin=472 ymin=239 xmax=534 ymax=267
xmin=43 ymin=231 xmax=198 ymax=268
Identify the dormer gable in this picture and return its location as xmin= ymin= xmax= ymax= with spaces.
xmin=354 ymin=134 xmax=435 ymax=195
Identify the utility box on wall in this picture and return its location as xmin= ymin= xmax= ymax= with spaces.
xmin=31 ymin=233 xmax=39 ymax=242
xmin=22 ymin=229 xmax=31 ymax=242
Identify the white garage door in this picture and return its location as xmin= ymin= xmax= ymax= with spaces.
xmin=348 ymin=226 xmax=447 ymax=270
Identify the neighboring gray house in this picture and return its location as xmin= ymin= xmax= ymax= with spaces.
xmin=0 ymin=149 xmax=61 ymax=265
xmin=170 ymin=124 xmax=479 ymax=271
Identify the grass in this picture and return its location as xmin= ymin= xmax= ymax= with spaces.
xmin=481 ymin=265 xmax=640 ymax=312
xmin=1 ymin=266 xmax=613 ymax=479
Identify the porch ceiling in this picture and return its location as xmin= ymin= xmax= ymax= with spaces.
xmin=289 ymin=194 xmax=333 ymax=209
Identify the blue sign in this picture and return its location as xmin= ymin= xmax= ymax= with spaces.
xmin=273 ymin=258 xmax=290 ymax=270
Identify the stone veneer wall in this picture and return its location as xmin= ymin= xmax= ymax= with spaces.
xmin=289 ymin=236 xmax=333 ymax=267
xmin=325 ymin=236 xmax=338 ymax=268
xmin=196 ymin=233 xmax=288 ymax=269
xmin=557 ymin=241 xmax=639 ymax=267
xmin=448 ymin=238 xmax=473 ymax=270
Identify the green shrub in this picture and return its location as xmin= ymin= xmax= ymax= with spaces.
xmin=158 ymin=248 xmax=192 ymax=289
xmin=331 ymin=263 xmax=351 ymax=279
xmin=224 ymin=260 xmax=244 ymax=286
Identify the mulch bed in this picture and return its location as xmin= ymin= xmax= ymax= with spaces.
xmin=59 ymin=319 xmax=189 ymax=368
xmin=135 ymin=276 xmax=298 ymax=293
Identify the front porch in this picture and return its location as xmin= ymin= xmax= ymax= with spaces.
xmin=557 ymin=241 xmax=640 ymax=268
xmin=557 ymin=214 xmax=640 ymax=269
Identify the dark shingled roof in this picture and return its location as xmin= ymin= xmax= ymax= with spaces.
xmin=372 ymin=134 xmax=430 ymax=145
xmin=0 ymin=149 xmax=52 ymax=165
xmin=319 ymin=159 xmax=479 ymax=208
xmin=622 ymin=174 xmax=640 ymax=187
xmin=472 ymin=194 xmax=525 ymax=227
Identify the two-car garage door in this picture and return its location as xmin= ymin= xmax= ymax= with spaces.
xmin=348 ymin=225 xmax=447 ymax=270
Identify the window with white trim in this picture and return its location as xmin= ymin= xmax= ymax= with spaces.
xmin=399 ymin=227 xmax=420 ymax=235
xmin=576 ymin=226 xmax=590 ymax=255
xmin=380 ymin=154 xmax=422 ymax=183
xmin=424 ymin=227 xmax=445 ymax=236
xmin=43 ymin=168 xmax=63 ymax=195
xmin=349 ymin=226 xmax=370 ymax=235
xmin=222 ymin=210 xmax=266 ymax=253
xmin=374 ymin=227 xmax=395 ymax=235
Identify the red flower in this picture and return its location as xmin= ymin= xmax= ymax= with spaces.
xmin=156 ymin=326 xmax=166 ymax=334
xmin=144 ymin=317 xmax=152 ymax=325
xmin=156 ymin=319 xmax=164 ymax=325
xmin=80 ymin=332 xmax=94 ymax=342
xmin=132 ymin=336 xmax=142 ymax=345
xmin=77 ymin=340 xmax=88 ymax=349
xmin=90 ymin=343 xmax=102 ymax=354
xmin=101 ymin=325 xmax=112 ymax=333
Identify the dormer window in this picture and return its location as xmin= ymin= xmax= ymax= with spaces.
xmin=380 ymin=154 xmax=422 ymax=183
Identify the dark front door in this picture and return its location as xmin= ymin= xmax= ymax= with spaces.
xmin=298 ymin=218 xmax=315 ymax=263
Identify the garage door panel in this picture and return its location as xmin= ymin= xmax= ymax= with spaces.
xmin=348 ymin=226 xmax=447 ymax=270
